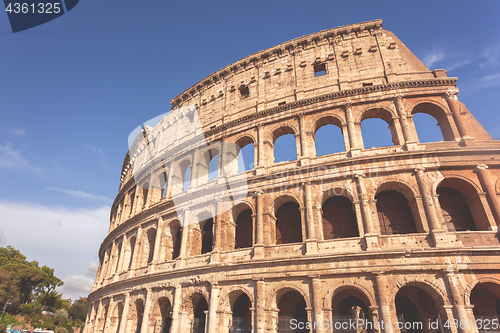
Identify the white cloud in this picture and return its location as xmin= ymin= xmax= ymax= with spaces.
xmin=57 ymin=275 xmax=95 ymax=301
xmin=47 ymin=187 xmax=112 ymax=202
xmin=423 ymin=51 xmax=445 ymax=68
xmin=9 ymin=128 xmax=26 ymax=137
xmin=447 ymin=59 xmax=472 ymax=71
xmin=0 ymin=201 xmax=109 ymax=299
xmin=0 ymin=142 xmax=40 ymax=173
xmin=479 ymin=43 xmax=500 ymax=70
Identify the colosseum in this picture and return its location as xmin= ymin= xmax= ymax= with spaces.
xmin=84 ymin=19 xmax=500 ymax=333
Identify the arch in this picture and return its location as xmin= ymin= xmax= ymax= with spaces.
xmin=201 ymin=147 xmax=220 ymax=183
xmin=192 ymin=294 xmax=208 ymax=333
xmin=316 ymin=187 xmax=356 ymax=208
xmin=266 ymin=283 xmax=311 ymax=310
xmin=276 ymin=289 xmax=308 ymax=333
xmin=331 ymin=285 xmax=375 ymax=332
xmin=437 ymin=187 xmax=476 ymax=231
xmin=322 ymin=196 xmax=359 ymax=239
xmin=436 ymin=176 xmax=489 ymax=231
xmin=376 ymin=190 xmax=417 ymax=235
xmin=145 ymin=228 xmax=157 ymax=265
xmin=272 ymin=125 xmax=298 ymax=163
xmin=234 ymin=136 xmax=255 ymax=173
xmin=235 ymin=209 xmax=253 ymax=249
xmin=374 ymin=180 xmax=419 ymax=202
xmin=110 ymin=301 xmax=124 ymax=333
xmin=313 ymin=116 xmax=346 ymax=157
xmin=159 ymin=170 xmax=168 ymax=198
xmin=360 ymin=107 xmax=399 ymax=148
xmin=393 ymin=278 xmax=449 ymax=306
xmin=167 ymin=220 xmax=182 ymax=260
xmin=126 ymin=235 xmax=137 ymax=270
xmin=275 ymin=201 xmax=302 ymax=245
xmin=229 ymin=292 xmax=252 ymax=332
xmin=411 ymin=101 xmax=455 ymax=142
xmin=324 ymin=283 xmax=376 ymax=310
xmin=150 ymin=296 xmax=172 ymax=333
xmin=129 ymin=298 xmax=145 ymax=333
xmin=466 ymin=277 xmax=500 ymax=306
xmin=271 ymin=193 xmax=302 ymax=216
xmin=178 ymin=159 xmax=192 ymax=192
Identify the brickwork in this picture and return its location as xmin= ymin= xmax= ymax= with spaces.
xmin=86 ymin=20 xmax=500 ymax=333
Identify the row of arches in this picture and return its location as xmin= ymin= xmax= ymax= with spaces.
xmin=89 ymin=280 xmax=500 ymax=333
xmin=97 ymin=175 xmax=493 ymax=286
xmin=113 ymin=98 xmax=468 ymax=227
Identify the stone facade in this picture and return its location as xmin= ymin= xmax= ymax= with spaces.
xmin=85 ymin=19 xmax=500 ymax=333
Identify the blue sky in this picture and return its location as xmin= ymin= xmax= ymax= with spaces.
xmin=0 ymin=1 xmax=499 ymax=300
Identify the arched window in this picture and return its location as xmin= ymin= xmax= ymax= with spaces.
xmin=322 ymin=196 xmax=359 ymax=239
xmin=277 ymin=290 xmax=308 ymax=333
xmin=183 ymin=165 xmax=191 ymax=191
xmin=171 ymin=224 xmax=182 ymax=260
xmin=237 ymin=142 xmax=254 ymax=173
xmin=235 ymin=209 xmax=252 ymax=249
xmin=412 ymin=113 xmax=445 ymax=143
xmin=437 ymin=187 xmax=476 ymax=231
xmin=276 ymin=202 xmax=302 ymax=244
xmin=315 ymin=122 xmax=345 ymax=156
xmin=231 ymin=294 xmax=251 ymax=332
xmin=201 ymin=218 xmax=214 ymax=254
xmin=361 ymin=118 xmax=394 ymax=148
xmin=273 ymin=127 xmax=297 ymax=163
xmin=127 ymin=236 xmax=136 ymax=269
xmin=376 ymin=190 xmax=417 ymax=235
xmin=160 ymin=171 xmax=168 ymax=198
xmin=142 ymin=183 xmax=149 ymax=208
xmin=193 ymin=297 xmax=208 ymax=333
xmin=204 ymin=150 xmax=219 ymax=182
xmin=146 ymin=228 xmax=156 ymax=264
xmin=470 ymin=283 xmax=500 ymax=321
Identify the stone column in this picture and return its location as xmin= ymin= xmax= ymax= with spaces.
xmin=118 ymin=293 xmax=131 ymax=333
xmin=373 ymin=273 xmax=395 ymax=333
xmin=354 ymin=174 xmax=378 ymax=248
xmin=208 ymin=283 xmax=220 ymax=333
xmin=303 ymin=182 xmax=318 ymax=255
xmin=255 ymin=280 xmax=266 ymax=333
xmin=140 ymin=288 xmax=153 ymax=333
xmin=414 ymin=169 xmax=442 ymax=232
xmin=119 ymin=236 xmax=130 ymax=274
xmin=170 ymin=285 xmax=183 ymax=333
xmin=100 ymin=250 xmax=110 ymax=284
xmin=103 ymin=299 xmax=114 ymax=333
xmin=443 ymin=90 xmax=475 ymax=141
xmin=257 ymin=124 xmax=265 ymax=167
xmin=393 ymin=95 xmax=417 ymax=148
xmin=444 ymin=269 xmax=470 ymax=333
xmin=130 ymin=225 xmax=143 ymax=275
xmin=177 ymin=208 xmax=190 ymax=268
xmin=298 ymin=113 xmax=310 ymax=164
xmin=115 ymin=236 xmax=126 ymax=278
xmin=92 ymin=302 xmax=104 ymax=333
xmin=311 ymin=276 xmax=325 ymax=333
xmin=254 ymin=191 xmax=265 ymax=258
xmin=344 ymin=102 xmax=361 ymax=156
xmin=475 ymin=164 xmax=500 ymax=225
xmin=151 ymin=217 xmax=164 ymax=271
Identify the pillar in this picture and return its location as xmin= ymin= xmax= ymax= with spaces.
xmin=151 ymin=217 xmax=164 ymax=271
xmin=393 ymin=95 xmax=416 ymax=146
xmin=208 ymin=283 xmax=220 ymax=333
xmin=373 ymin=273 xmax=395 ymax=333
xmin=170 ymin=285 xmax=183 ymax=333
xmin=257 ymin=124 xmax=265 ymax=167
xmin=344 ymin=102 xmax=361 ymax=155
xmin=140 ymin=288 xmax=153 ymax=333
xmin=115 ymin=237 xmax=126 ymax=278
xmin=311 ymin=276 xmax=325 ymax=333
xmin=117 ymin=293 xmax=131 ymax=333
xmin=255 ymin=280 xmax=265 ymax=333
xmin=103 ymin=299 xmax=114 ymax=333
xmin=178 ymin=208 xmax=190 ymax=267
xmin=414 ymin=168 xmax=442 ymax=232
xmin=303 ymin=182 xmax=316 ymax=240
xmin=475 ymin=164 xmax=500 ymax=225
xmin=354 ymin=174 xmax=378 ymax=248
xmin=443 ymin=89 xmax=474 ymax=140
xmin=130 ymin=225 xmax=143 ymax=273
xmin=298 ymin=113 xmax=310 ymax=164
xmin=444 ymin=269 xmax=471 ymax=333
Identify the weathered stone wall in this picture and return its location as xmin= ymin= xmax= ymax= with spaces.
xmin=86 ymin=19 xmax=500 ymax=333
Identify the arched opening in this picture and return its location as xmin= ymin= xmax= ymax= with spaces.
xmin=113 ymin=302 xmax=123 ymax=333
xmin=322 ymin=196 xmax=359 ymax=239
xmin=127 ymin=236 xmax=137 ymax=270
xmin=361 ymin=109 xmax=397 ymax=149
xmin=142 ymin=183 xmax=149 ymax=208
xmin=235 ymin=209 xmax=253 ymax=249
xmin=204 ymin=149 xmax=220 ymax=182
xmin=376 ymin=190 xmax=417 ymax=235
xmin=412 ymin=113 xmax=445 ymax=143
xmin=131 ymin=299 xmax=144 ymax=333
xmin=183 ymin=165 xmax=191 ymax=192
xmin=276 ymin=202 xmax=302 ymax=245
xmin=236 ymin=137 xmax=255 ymax=173
xmin=273 ymin=127 xmax=297 ymax=163
xmin=100 ymin=304 xmax=109 ymax=333
xmin=332 ymin=288 xmax=373 ymax=333
xmin=395 ymin=285 xmax=446 ymax=333
xmin=146 ymin=228 xmax=157 ymax=265
xmin=470 ymin=282 xmax=500 ymax=322
xmin=160 ymin=171 xmax=168 ymax=198
xmin=192 ymin=296 xmax=208 ymax=333
xmin=201 ymin=218 xmax=214 ymax=254
xmin=168 ymin=221 xmax=182 ymax=260
xmin=114 ymin=243 xmax=122 ymax=274
xmin=277 ymin=290 xmax=308 ymax=333
xmin=314 ymin=119 xmax=345 ymax=156
xmin=231 ymin=293 xmax=252 ymax=332
xmin=150 ymin=297 xmax=172 ymax=333
xmin=437 ymin=187 xmax=476 ymax=231
xmin=412 ymin=103 xmax=455 ymax=142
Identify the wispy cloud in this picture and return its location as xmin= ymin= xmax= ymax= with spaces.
xmin=0 ymin=201 xmax=109 ymax=299
xmin=47 ymin=187 xmax=112 ymax=202
xmin=423 ymin=51 xmax=445 ymax=68
xmin=479 ymin=43 xmax=500 ymax=70
xmin=447 ymin=59 xmax=473 ymax=71
xmin=9 ymin=128 xmax=26 ymax=137
xmin=0 ymin=142 xmax=41 ymax=173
